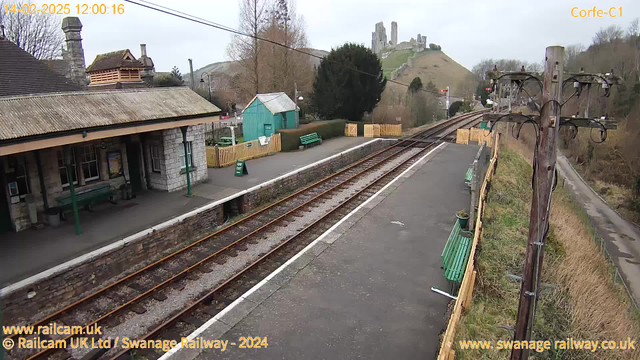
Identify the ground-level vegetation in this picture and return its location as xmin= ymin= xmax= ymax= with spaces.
xmin=453 ymin=137 xmax=639 ymax=360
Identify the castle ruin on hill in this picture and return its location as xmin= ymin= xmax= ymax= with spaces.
xmin=371 ymin=21 xmax=427 ymax=56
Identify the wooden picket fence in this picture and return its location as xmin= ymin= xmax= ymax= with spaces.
xmin=206 ymin=133 xmax=281 ymax=168
xmin=456 ymin=129 xmax=470 ymax=144
xmin=470 ymin=128 xmax=493 ymax=147
xmin=437 ymin=134 xmax=500 ymax=360
xmin=364 ymin=124 xmax=402 ymax=138
xmin=345 ymin=123 xmax=358 ymax=137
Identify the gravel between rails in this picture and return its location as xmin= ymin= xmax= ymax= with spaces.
xmin=64 ymin=147 xmax=422 ymax=359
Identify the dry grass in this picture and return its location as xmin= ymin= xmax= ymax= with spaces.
xmin=505 ymin=136 xmax=640 ymax=358
xmin=455 ymin=134 xmax=639 ymax=359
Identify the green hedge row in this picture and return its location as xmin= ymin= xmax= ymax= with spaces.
xmin=278 ymin=119 xmax=346 ymax=151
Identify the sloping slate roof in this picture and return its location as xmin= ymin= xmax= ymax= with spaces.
xmin=0 ymin=87 xmax=221 ymax=141
xmin=40 ymin=59 xmax=70 ymax=77
xmin=86 ymin=50 xmax=144 ymax=72
xmin=0 ymin=39 xmax=83 ymax=97
xmin=247 ymin=92 xmax=296 ymax=114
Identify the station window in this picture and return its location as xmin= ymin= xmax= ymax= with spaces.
xmin=6 ymin=156 xmax=30 ymax=202
xmin=150 ymin=145 xmax=162 ymax=173
xmin=79 ymin=145 xmax=100 ymax=181
xmin=179 ymin=142 xmax=193 ymax=169
xmin=57 ymin=150 xmax=78 ymax=187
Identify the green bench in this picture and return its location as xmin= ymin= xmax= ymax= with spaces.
xmin=300 ymin=132 xmax=322 ymax=147
xmin=464 ymin=166 xmax=473 ymax=185
xmin=441 ymin=219 xmax=473 ymax=284
xmin=217 ymin=137 xmax=233 ymax=147
xmin=55 ymin=183 xmax=117 ymax=220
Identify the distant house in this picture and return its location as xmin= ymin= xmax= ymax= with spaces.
xmin=242 ymin=93 xmax=298 ymax=142
xmin=86 ymin=47 xmax=154 ymax=88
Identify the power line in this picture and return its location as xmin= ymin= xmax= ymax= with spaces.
xmin=124 ymin=0 xmax=453 ymax=97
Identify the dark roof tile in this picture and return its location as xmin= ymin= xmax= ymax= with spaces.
xmin=0 ymin=39 xmax=83 ymax=97
xmin=86 ymin=49 xmax=144 ymax=72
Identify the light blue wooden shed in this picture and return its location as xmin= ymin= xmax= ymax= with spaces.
xmin=242 ymin=92 xmax=298 ymax=142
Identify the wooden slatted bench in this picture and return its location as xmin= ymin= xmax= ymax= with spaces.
xmin=55 ymin=183 xmax=117 ymax=220
xmin=464 ymin=166 xmax=473 ymax=185
xmin=300 ymin=132 xmax=322 ymax=148
xmin=441 ymin=219 xmax=472 ymax=284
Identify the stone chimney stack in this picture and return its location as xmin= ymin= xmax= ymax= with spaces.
xmin=138 ymin=43 xmax=155 ymax=85
xmin=61 ymin=17 xmax=87 ymax=86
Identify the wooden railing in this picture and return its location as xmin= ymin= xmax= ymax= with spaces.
xmin=345 ymin=123 xmax=358 ymax=137
xmin=437 ymin=133 xmax=500 ymax=360
xmin=206 ymin=133 xmax=281 ymax=168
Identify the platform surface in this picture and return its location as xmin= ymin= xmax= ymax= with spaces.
xmin=183 ymin=143 xmax=479 ymax=360
xmin=0 ymin=137 xmax=372 ymax=287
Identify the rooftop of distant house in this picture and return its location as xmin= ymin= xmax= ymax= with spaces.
xmin=86 ymin=49 xmax=146 ymax=72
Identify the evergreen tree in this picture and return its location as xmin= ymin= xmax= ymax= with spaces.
xmin=170 ymin=66 xmax=183 ymax=82
xmin=311 ymin=43 xmax=386 ymax=121
xmin=408 ymin=77 xmax=423 ymax=94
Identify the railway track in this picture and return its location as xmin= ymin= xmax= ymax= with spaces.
xmin=4 ymin=111 xmax=484 ymax=360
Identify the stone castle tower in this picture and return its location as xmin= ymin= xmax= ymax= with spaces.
xmin=61 ymin=17 xmax=87 ymax=86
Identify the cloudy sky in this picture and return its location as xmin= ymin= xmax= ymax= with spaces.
xmin=46 ymin=0 xmax=640 ymax=72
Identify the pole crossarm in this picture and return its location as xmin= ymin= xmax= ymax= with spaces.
xmin=483 ymin=113 xmax=617 ymax=130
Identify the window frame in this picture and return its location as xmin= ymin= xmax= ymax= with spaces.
xmin=150 ymin=145 xmax=162 ymax=173
xmin=179 ymin=141 xmax=193 ymax=169
xmin=57 ymin=149 xmax=78 ymax=188
xmin=79 ymin=145 xmax=100 ymax=182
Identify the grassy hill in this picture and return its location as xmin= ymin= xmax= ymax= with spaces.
xmin=383 ymin=49 xmax=475 ymax=96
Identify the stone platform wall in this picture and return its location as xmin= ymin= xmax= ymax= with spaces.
xmin=1 ymin=139 xmax=393 ymax=323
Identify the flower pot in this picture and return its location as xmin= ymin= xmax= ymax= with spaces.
xmin=456 ymin=214 xmax=469 ymax=229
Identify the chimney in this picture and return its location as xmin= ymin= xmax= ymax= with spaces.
xmin=138 ymin=43 xmax=155 ymax=85
xmin=61 ymin=17 xmax=87 ymax=86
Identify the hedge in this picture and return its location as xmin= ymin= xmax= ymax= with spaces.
xmin=278 ymin=119 xmax=346 ymax=151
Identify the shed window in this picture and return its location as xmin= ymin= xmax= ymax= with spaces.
xmin=179 ymin=142 xmax=193 ymax=169
xmin=150 ymin=145 xmax=162 ymax=173
xmin=79 ymin=145 xmax=100 ymax=181
xmin=57 ymin=150 xmax=78 ymax=187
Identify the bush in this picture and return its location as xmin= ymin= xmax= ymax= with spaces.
xmin=278 ymin=119 xmax=346 ymax=151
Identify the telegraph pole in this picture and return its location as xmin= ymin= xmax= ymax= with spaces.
xmin=510 ymin=46 xmax=564 ymax=360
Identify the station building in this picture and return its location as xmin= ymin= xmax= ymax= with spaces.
xmin=0 ymin=27 xmax=220 ymax=234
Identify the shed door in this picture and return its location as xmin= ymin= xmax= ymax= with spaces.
xmin=264 ymin=124 xmax=273 ymax=137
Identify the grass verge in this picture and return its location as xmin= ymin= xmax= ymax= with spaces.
xmin=453 ymin=140 xmax=639 ymax=360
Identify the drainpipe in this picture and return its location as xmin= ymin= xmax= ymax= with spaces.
xmin=35 ymin=150 xmax=49 ymax=210
xmin=180 ymin=126 xmax=192 ymax=197
xmin=64 ymin=146 xmax=81 ymax=235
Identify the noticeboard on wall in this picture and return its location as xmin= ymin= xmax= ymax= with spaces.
xmin=107 ymin=150 xmax=124 ymax=178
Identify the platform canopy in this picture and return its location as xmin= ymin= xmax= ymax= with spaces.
xmin=0 ymin=87 xmax=221 ymax=156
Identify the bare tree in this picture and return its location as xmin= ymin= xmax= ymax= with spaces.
xmin=260 ymin=0 xmax=311 ymax=98
xmin=472 ymin=59 xmax=494 ymax=80
xmin=0 ymin=0 xmax=63 ymax=59
xmin=227 ymin=0 xmax=267 ymax=99
xmin=526 ymin=61 xmax=543 ymax=73
xmin=627 ymin=18 xmax=639 ymax=38
xmin=593 ymin=25 xmax=624 ymax=45
xmin=564 ymin=43 xmax=585 ymax=71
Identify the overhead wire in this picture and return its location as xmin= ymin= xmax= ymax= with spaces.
xmin=124 ymin=0 xmax=454 ymax=97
